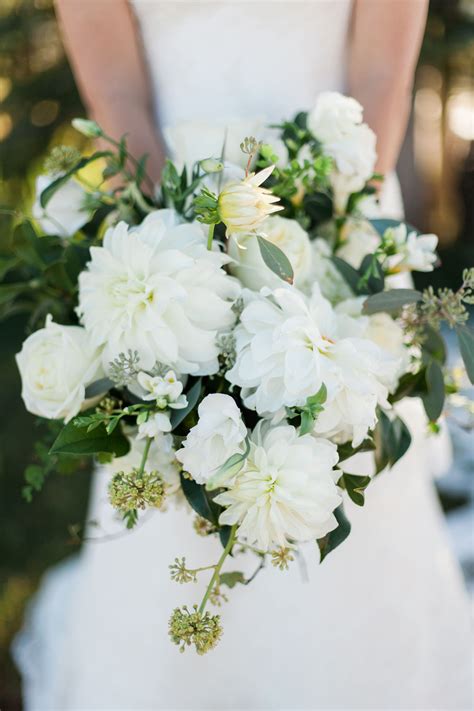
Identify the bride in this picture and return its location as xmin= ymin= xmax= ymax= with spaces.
xmin=14 ymin=1 xmax=472 ymax=709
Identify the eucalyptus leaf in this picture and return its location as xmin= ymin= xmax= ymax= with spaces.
xmin=50 ymin=419 xmax=129 ymax=457
xmin=317 ymin=506 xmax=351 ymax=562
xmin=363 ymin=288 xmax=422 ymax=315
xmin=421 ymin=360 xmax=445 ymax=421
xmin=374 ymin=409 xmax=412 ymax=473
xmin=331 ymin=256 xmax=361 ymax=293
xmin=257 ymin=235 xmax=294 ymax=284
xmin=337 ymin=438 xmax=375 ymax=463
xmin=84 ymin=378 xmax=114 ymax=398
xmin=456 ymin=325 xmax=474 ymax=384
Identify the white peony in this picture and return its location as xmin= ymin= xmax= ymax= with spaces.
xmin=384 ymin=225 xmax=438 ymax=273
xmin=176 ymin=394 xmax=247 ymax=484
xmin=336 ymin=218 xmax=381 ymax=269
xmin=15 ymin=315 xmax=102 ymax=422
xmin=77 ymin=209 xmax=240 ymax=375
xmin=308 ymin=92 xmax=364 ymax=144
xmin=217 ymin=165 xmax=282 ymax=234
xmin=228 ymin=215 xmax=312 ymax=290
xmin=33 ymin=175 xmax=91 ymax=237
xmin=214 ymin=423 xmax=341 ymax=551
xmin=108 ymin=433 xmax=181 ymax=495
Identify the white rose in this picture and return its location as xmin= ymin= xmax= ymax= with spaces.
xmin=308 ymin=92 xmax=363 ymax=144
xmin=16 ymin=315 xmax=102 ymax=422
xmin=385 ymin=225 xmax=438 ymax=273
xmin=32 ymin=175 xmax=91 ymax=238
xmin=336 ymin=218 xmax=381 ymax=269
xmin=176 ymin=394 xmax=247 ymax=484
xmin=228 ymin=215 xmax=312 ymax=290
xmin=215 ymin=423 xmax=341 ymax=551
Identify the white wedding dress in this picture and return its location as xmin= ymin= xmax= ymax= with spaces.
xmin=14 ymin=2 xmax=473 ymax=709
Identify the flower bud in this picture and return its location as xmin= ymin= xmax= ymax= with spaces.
xmin=72 ymin=118 xmax=103 ymax=138
xmin=199 ymin=158 xmax=224 ymax=174
xmin=217 ymin=165 xmax=282 ymax=235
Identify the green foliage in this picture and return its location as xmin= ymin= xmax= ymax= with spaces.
xmin=317 ymin=506 xmax=351 ymax=562
xmin=50 ymin=417 xmax=130 ymax=457
xmin=363 ymin=288 xmax=422 ymax=315
xmin=456 ymin=325 xmax=474 ymax=384
xmin=206 ymin=439 xmax=250 ymax=491
xmin=338 ymin=473 xmax=371 ymax=507
xmin=257 ymin=235 xmax=294 ymax=284
xmin=421 ymin=360 xmax=446 ymax=421
xmin=180 ymin=475 xmax=222 ymax=526
xmin=169 ymin=378 xmax=202 ymax=431
xmin=374 ymin=410 xmax=412 ymax=473
xmin=219 ymin=571 xmax=245 ymax=589
xmin=287 ymin=385 xmax=327 ymax=436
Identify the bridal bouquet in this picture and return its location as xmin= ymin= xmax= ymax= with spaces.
xmin=6 ymin=93 xmax=473 ymax=654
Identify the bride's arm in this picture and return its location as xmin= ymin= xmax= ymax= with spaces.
xmin=55 ymin=0 xmax=165 ymax=181
xmin=349 ymin=0 xmax=429 ymax=176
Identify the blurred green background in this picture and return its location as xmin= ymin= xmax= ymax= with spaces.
xmin=0 ymin=1 xmax=473 ymax=708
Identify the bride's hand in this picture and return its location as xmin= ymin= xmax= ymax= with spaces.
xmin=55 ymin=0 xmax=166 ymax=183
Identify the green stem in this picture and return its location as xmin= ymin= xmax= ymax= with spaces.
xmin=199 ymin=525 xmax=237 ymax=614
xmin=103 ymin=134 xmax=155 ymax=193
xmin=137 ymin=437 xmax=152 ymax=478
xmin=207 ymin=223 xmax=215 ymax=251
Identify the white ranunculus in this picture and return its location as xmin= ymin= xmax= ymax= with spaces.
xmin=336 ymin=218 xmax=381 ymax=269
xmin=32 ymin=175 xmax=91 ymax=237
xmin=77 ymin=209 xmax=240 ymax=376
xmin=214 ymin=423 xmax=341 ymax=551
xmin=15 ymin=315 xmax=102 ymax=422
xmin=176 ymin=394 xmax=247 ymax=484
xmin=308 ymin=92 xmax=364 ymax=144
xmin=217 ymin=166 xmax=282 ymax=235
xmin=228 ymin=215 xmax=312 ymax=290
xmin=109 ymin=433 xmax=181 ymax=495
xmin=304 ymin=238 xmax=353 ymax=304
xmin=385 ymin=225 xmax=438 ymax=273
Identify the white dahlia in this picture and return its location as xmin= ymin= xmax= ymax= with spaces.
xmin=227 ymin=285 xmax=402 ymax=446
xmin=214 ymin=423 xmax=341 ymax=551
xmin=77 ymin=210 xmax=240 ymax=375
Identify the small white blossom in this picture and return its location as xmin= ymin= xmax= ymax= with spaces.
xmin=384 ymin=225 xmax=438 ymax=273
xmin=137 ymin=411 xmax=173 ymax=437
xmin=33 ymin=175 xmax=91 ymax=237
xmin=136 ymin=370 xmax=187 ymax=410
xmin=176 ymin=394 xmax=247 ymax=484
xmin=16 ymin=315 xmax=102 ymax=422
xmin=214 ymin=423 xmax=341 ymax=551
xmin=217 ymin=165 xmax=282 ymax=234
